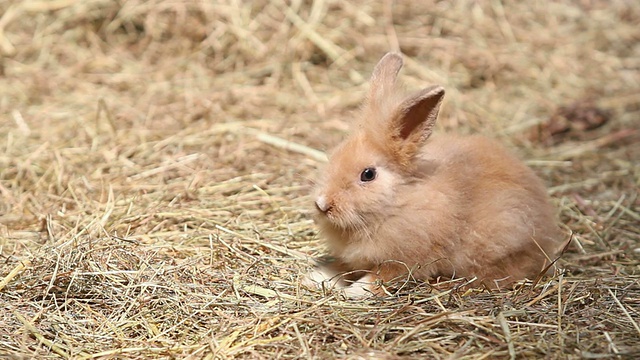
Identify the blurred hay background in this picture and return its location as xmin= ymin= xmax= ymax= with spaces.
xmin=0 ymin=0 xmax=638 ymax=358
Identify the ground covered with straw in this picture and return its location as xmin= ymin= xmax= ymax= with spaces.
xmin=0 ymin=1 xmax=638 ymax=359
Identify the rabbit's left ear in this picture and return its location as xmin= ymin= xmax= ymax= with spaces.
xmin=368 ymin=52 xmax=404 ymax=103
xmin=390 ymin=85 xmax=445 ymax=156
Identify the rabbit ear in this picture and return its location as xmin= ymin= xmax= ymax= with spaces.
xmin=369 ymin=52 xmax=404 ymax=102
xmin=396 ymin=85 xmax=445 ymax=141
xmin=390 ymin=85 xmax=445 ymax=158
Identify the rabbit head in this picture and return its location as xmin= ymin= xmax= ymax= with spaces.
xmin=313 ymin=53 xmax=444 ymax=248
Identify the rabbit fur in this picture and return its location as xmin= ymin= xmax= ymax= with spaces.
xmin=307 ymin=52 xmax=564 ymax=297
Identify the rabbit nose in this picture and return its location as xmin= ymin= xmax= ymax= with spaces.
xmin=315 ymin=195 xmax=331 ymax=213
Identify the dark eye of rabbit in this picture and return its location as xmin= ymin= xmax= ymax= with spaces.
xmin=360 ymin=167 xmax=377 ymax=182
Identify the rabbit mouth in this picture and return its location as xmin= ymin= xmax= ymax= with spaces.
xmin=315 ymin=207 xmax=369 ymax=232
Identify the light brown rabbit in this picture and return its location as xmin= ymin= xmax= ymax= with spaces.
xmin=307 ymin=52 xmax=564 ymax=297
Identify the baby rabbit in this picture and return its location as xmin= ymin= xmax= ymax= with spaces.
xmin=307 ymin=52 xmax=564 ymax=297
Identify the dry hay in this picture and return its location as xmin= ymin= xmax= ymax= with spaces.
xmin=0 ymin=0 xmax=639 ymax=359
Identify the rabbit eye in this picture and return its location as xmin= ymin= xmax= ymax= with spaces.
xmin=360 ymin=167 xmax=377 ymax=182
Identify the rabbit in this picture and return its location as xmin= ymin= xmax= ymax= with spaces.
xmin=305 ymin=52 xmax=564 ymax=297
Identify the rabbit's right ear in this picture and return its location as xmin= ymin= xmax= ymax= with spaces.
xmin=368 ymin=52 xmax=404 ymax=103
xmin=386 ymin=85 xmax=445 ymax=167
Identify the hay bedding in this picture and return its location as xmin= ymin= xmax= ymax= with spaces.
xmin=0 ymin=0 xmax=638 ymax=358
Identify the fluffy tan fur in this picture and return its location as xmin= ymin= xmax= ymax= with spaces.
xmin=310 ymin=53 xmax=564 ymax=295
